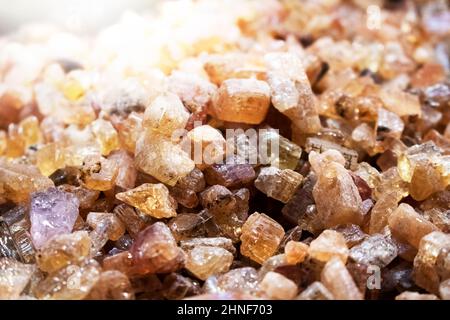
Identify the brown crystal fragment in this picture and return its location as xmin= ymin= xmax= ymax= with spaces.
xmin=211 ymin=78 xmax=271 ymax=124
xmin=113 ymin=204 xmax=149 ymax=237
xmin=168 ymin=213 xmax=211 ymax=242
xmin=36 ymin=231 xmax=91 ymax=273
xmin=260 ymin=271 xmax=298 ymax=300
xmin=130 ymin=222 xmax=185 ymax=275
xmin=310 ymin=151 xmax=364 ymax=228
xmin=204 ymin=157 xmax=256 ymax=188
xmin=86 ymin=270 xmax=134 ymax=300
xmin=305 ymin=138 xmax=358 ymax=170
xmin=79 ymin=155 xmax=118 ymax=191
xmin=108 ymin=150 xmax=137 ymax=190
xmin=254 ymin=167 xmax=303 ymax=203
xmin=185 ymin=246 xmax=233 ymax=281
xmin=180 ymin=237 xmax=235 ymax=255
xmin=240 ymin=213 xmax=285 ymax=264
xmin=309 ymin=230 xmax=349 ymax=264
xmin=116 ymin=183 xmax=178 ymax=219
xmin=284 ymin=241 xmax=309 ymax=265
xmin=321 ymin=257 xmax=363 ymax=300
xmin=332 ymin=224 xmax=367 ymax=248
xmin=34 ymin=259 xmax=101 ymax=300
xmin=162 ymin=273 xmax=201 ymax=300
xmin=388 ymin=203 xmax=438 ymax=249
xmin=413 ymin=231 xmax=450 ymax=295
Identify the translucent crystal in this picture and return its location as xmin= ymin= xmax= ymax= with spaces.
xmin=285 ymin=241 xmax=309 ymax=265
xmin=36 ymin=231 xmax=91 ymax=273
xmin=185 ymin=246 xmax=233 ymax=280
xmin=130 ymin=222 xmax=185 ymax=275
xmin=169 ymin=168 xmax=205 ymax=208
xmin=36 ymin=143 xmax=66 ymax=176
xmin=373 ymin=167 xmax=409 ymax=201
xmin=79 ymin=155 xmax=118 ymax=191
xmin=102 ymin=251 xmax=134 ymax=276
xmin=379 ymin=88 xmax=421 ymax=117
xmin=211 ymin=78 xmax=271 ymax=124
xmin=349 ymin=234 xmax=397 ymax=268
xmin=113 ymin=204 xmax=149 ymax=237
xmin=91 ymin=119 xmax=120 ymax=156
xmin=87 ymin=212 xmax=125 ymax=253
xmin=108 ymin=150 xmax=137 ymax=190
xmin=260 ymin=271 xmax=298 ymax=300
xmin=168 ymin=213 xmax=211 ymax=241
xmin=200 ymin=186 xmax=249 ymax=242
xmin=30 ymin=187 xmax=80 ymax=249
xmin=388 ymin=203 xmax=438 ymax=249
xmin=265 ymin=52 xmax=321 ymax=134
xmin=297 ymin=281 xmax=334 ymax=300
xmin=258 ymin=130 xmax=303 ymax=170
xmin=115 ymin=112 xmax=143 ymax=153
xmin=321 ymin=257 xmax=363 ymax=300
xmin=0 ymin=258 xmax=35 ymax=299
xmin=34 ymin=259 xmax=101 ymax=300
xmin=240 ymin=212 xmax=285 ymax=264
xmin=310 ymin=151 xmax=364 ymax=228
xmin=424 ymin=209 xmax=450 ymax=233
xmin=18 ymin=116 xmax=43 ymax=149
xmin=143 ymin=92 xmax=190 ymax=136
xmin=0 ymin=159 xmax=54 ymax=203
xmin=254 ymin=167 xmax=303 ymax=204
xmin=86 ymin=270 xmax=134 ymax=300
xmin=369 ymin=190 xmax=402 ymax=234
xmin=116 ymin=183 xmax=177 ymax=219
xmin=135 ymin=131 xmax=195 ymax=186
xmin=309 ymin=230 xmax=349 ymax=264
xmin=282 ymin=172 xmax=316 ymax=225
xmin=305 ymin=137 xmax=358 ymax=170
xmin=413 ymin=231 xmax=450 ymax=294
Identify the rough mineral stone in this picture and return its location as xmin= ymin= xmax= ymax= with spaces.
xmin=240 ymin=213 xmax=284 ymax=264
xmin=113 ymin=204 xmax=149 ymax=237
xmin=321 ymin=257 xmax=363 ymax=300
xmin=162 ymin=273 xmax=201 ymax=300
xmin=108 ymin=150 xmax=137 ymax=190
xmin=143 ymin=92 xmax=190 ymax=136
xmin=79 ymin=155 xmax=118 ymax=191
xmin=116 ymin=183 xmax=177 ymax=219
xmin=86 ymin=270 xmax=134 ymax=300
xmin=388 ymin=203 xmax=438 ymax=249
xmin=210 ymin=267 xmax=260 ymax=295
xmin=30 ymin=187 xmax=80 ymax=249
xmin=211 ymin=78 xmax=271 ymax=124
xmin=310 ymin=151 xmax=364 ymax=228
xmin=258 ymin=129 xmax=303 ymax=170
xmin=332 ymin=224 xmax=367 ymax=248
xmin=284 ymin=241 xmax=309 ymax=265
xmin=204 ymin=157 xmax=256 ymax=188
xmin=0 ymin=160 xmax=54 ymax=203
xmin=130 ymin=222 xmax=185 ymax=275
xmin=135 ymin=131 xmax=195 ymax=186
xmin=254 ymin=167 xmax=303 ymax=203
xmin=168 ymin=213 xmax=211 ymax=241
xmin=91 ymin=119 xmax=120 ymax=156
xmin=305 ymin=138 xmax=358 ymax=170
xmin=36 ymin=231 xmax=91 ymax=273
xmin=309 ymin=230 xmax=349 ymax=264
xmin=185 ymin=246 xmax=234 ymax=280
xmin=0 ymin=258 xmax=35 ymax=299
xmin=265 ymin=52 xmax=321 ymax=134
xmin=34 ymin=259 xmax=101 ymax=300
xmin=260 ymin=271 xmax=298 ymax=300
xmin=349 ymin=234 xmax=398 ymax=268
xmin=413 ymin=231 xmax=450 ymax=294
xmin=297 ymin=281 xmax=334 ymax=300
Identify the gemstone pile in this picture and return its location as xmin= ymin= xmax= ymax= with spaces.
xmin=0 ymin=0 xmax=449 ymax=300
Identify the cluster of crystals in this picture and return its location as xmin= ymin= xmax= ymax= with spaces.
xmin=0 ymin=0 xmax=450 ymax=300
